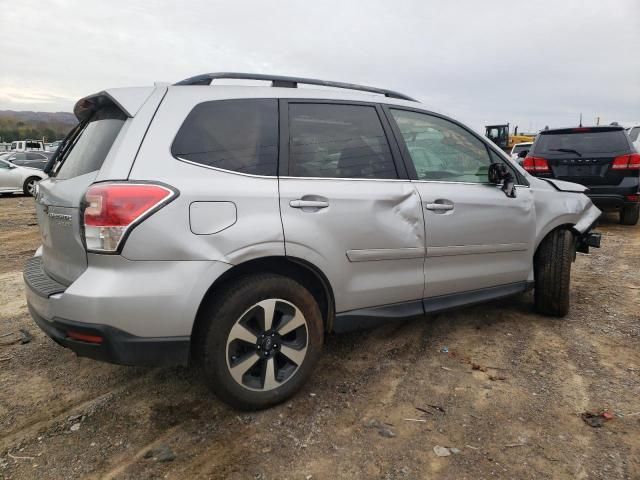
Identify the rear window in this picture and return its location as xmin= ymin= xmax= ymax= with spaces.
xmin=171 ymin=99 xmax=278 ymax=176
xmin=54 ymin=104 xmax=126 ymax=180
xmin=533 ymin=130 xmax=629 ymax=156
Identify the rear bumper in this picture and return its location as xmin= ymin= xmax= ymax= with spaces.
xmin=28 ymin=304 xmax=190 ymax=366
xmin=586 ymin=178 xmax=639 ymax=211
xmin=587 ymin=193 xmax=639 ymax=210
xmin=24 ymin=254 xmax=232 ymax=367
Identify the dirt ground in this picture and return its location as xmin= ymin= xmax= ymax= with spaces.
xmin=0 ymin=194 xmax=638 ymax=480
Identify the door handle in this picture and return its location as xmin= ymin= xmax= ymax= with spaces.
xmin=290 ymin=199 xmax=329 ymax=209
xmin=425 ymin=203 xmax=454 ymax=211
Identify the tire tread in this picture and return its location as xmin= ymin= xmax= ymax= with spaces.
xmin=534 ymin=228 xmax=573 ymax=316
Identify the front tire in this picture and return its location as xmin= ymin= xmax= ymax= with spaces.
xmin=620 ymin=205 xmax=639 ymax=226
xmin=534 ymin=228 xmax=574 ymax=317
xmin=198 ymin=274 xmax=324 ymax=410
xmin=23 ymin=177 xmax=40 ymax=196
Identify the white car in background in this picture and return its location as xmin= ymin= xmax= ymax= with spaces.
xmin=509 ymin=142 xmax=533 ymax=164
xmin=0 ymin=157 xmax=48 ymax=196
xmin=628 ymin=125 xmax=640 ymax=151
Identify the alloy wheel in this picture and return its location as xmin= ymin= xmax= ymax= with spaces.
xmin=26 ymin=179 xmax=38 ymax=196
xmin=225 ymin=298 xmax=308 ymax=391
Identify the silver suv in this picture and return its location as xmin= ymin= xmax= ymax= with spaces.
xmin=24 ymin=73 xmax=601 ymax=410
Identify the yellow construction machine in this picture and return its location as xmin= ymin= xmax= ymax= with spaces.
xmin=485 ymin=123 xmax=536 ymax=152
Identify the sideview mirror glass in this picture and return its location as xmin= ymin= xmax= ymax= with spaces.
xmin=488 ymin=163 xmax=517 ymax=198
xmin=517 ymin=150 xmax=528 ymax=158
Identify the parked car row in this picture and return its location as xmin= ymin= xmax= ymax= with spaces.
xmin=23 ymin=73 xmax=602 ymax=410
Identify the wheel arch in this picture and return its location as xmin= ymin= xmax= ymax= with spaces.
xmin=191 ymin=255 xmax=336 ymax=346
xmin=534 ymin=218 xmax=577 ymax=252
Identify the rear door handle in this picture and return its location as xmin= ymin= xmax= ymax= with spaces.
xmin=290 ymin=200 xmax=329 ymax=209
xmin=425 ymin=203 xmax=454 ymax=211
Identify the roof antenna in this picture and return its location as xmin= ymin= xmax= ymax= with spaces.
xmin=579 ymin=113 xmax=583 ymax=127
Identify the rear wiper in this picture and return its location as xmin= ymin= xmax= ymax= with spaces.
xmin=549 ymin=148 xmax=582 ymax=157
xmin=44 ymin=119 xmax=88 ymax=175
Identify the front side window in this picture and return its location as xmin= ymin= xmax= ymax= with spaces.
xmin=288 ymin=103 xmax=397 ymax=179
xmin=171 ymin=99 xmax=278 ymax=176
xmin=391 ymin=109 xmax=493 ymax=183
xmin=0 ymin=160 xmax=9 ymax=169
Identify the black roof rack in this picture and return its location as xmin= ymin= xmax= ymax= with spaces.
xmin=173 ymin=72 xmax=417 ymax=102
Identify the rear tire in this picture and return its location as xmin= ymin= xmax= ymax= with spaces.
xmin=197 ymin=273 xmax=324 ymax=410
xmin=534 ymin=228 xmax=574 ymax=317
xmin=23 ymin=177 xmax=40 ymax=197
xmin=620 ymin=205 xmax=639 ymax=226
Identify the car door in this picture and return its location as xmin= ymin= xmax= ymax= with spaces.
xmin=385 ymin=107 xmax=536 ymax=299
xmin=278 ymin=101 xmax=426 ymax=317
xmin=23 ymin=153 xmax=48 ymax=170
xmin=0 ymin=158 xmax=23 ymax=190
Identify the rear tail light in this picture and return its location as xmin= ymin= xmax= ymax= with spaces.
xmin=611 ymin=153 xmax=640 ymax=170
xmin=626 ymin=194 xmax=640 ymax=202
xmin=83 ymin=183 xmax=177 ymax=253
xmin=523 ymin=156 xmax=550 ymax=174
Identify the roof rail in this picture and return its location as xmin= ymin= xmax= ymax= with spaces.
xmin=173 ymin=72 xmax=417 ymax=102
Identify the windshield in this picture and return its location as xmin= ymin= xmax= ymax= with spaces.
xmin=534 ymin=130 xmax=629 ymax=156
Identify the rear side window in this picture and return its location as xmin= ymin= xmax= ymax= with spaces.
xmin=533 ymin=130 xmax=630 ymax=156
xmin=171 ymin=99 xmax=278 ymax=176
xmin=288 ymin=103 xmax=397 ymax=179
xmin=54 ymin=104 xmax=126 ymax=180
xmin=629 ymin=127 xmax=640 ymax=143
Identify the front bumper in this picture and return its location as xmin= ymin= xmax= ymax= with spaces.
xmin=24 ymin=254 xmax=232 ymax=366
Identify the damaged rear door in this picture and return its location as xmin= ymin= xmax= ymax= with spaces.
xmin=279 ymin=101 xmax=426 ymax=314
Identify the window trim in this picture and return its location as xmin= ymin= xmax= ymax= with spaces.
xmin=279 ymin=99 xmax=409 ymax=181
xmin=381 ymin=105 xmax=529 ymax=187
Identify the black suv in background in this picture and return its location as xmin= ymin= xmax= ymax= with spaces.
xmin=522 ymin=126 xmax=639 ymax=225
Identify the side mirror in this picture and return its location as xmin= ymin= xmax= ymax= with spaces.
xmin=8 ymin=163 xmax=17 ymax=169
xmin=517 ymin=150 xmax=528 ymax=158
xmin=488 ymin=163 xmax=517 ymax=198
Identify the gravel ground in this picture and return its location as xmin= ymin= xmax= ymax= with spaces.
xmin=0 ymin=194 xmax=638 ymax=480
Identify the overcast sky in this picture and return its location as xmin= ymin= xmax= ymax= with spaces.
xmin=1 ymin=0 xmax=638 ymax=132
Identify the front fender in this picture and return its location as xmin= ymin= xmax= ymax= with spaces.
xmin=532 ymin=181 xmax=601 ymax=250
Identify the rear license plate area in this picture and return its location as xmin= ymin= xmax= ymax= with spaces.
xmin=553 ymin=164 xmax=601 ymax=177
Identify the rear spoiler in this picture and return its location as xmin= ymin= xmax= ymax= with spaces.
xmin=73 ymin=86 xmax=156 ymax=121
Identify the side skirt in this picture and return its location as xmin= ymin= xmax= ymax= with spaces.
xmin=332 ymin=281 xmax=530 ymax=333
